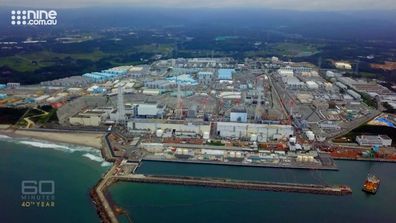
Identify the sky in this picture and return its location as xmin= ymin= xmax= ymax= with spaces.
xmin=2 ymin=0 xmax=396 ymax=10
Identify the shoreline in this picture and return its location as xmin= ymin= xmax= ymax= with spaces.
xmin=0 ymin=127 xmax=103 ymax=149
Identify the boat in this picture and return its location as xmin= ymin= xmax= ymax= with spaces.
xmin=362 ymin=174 xmax=380 ymax=194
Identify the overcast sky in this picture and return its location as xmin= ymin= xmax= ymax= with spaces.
xmin=2 ymin=0 xmax=396 ymax=10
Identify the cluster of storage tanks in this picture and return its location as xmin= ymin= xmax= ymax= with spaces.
xmin=227 ymin=151 xmax=243 ymax=158
xmin=296 ymin=155 xmax=315 ymax=162
xmin=175 ymin=148 xmax=190 ymax=155
xmin=304 ymin=131 xmax=315 ymax=141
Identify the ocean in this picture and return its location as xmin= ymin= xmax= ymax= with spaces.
xmin=1 ymin=134 xmax=396 ymax=223
xmin=110 ymin=160 xmax=396 ymax=223
xmin=0 ymin=135 xmax=110 ymax=223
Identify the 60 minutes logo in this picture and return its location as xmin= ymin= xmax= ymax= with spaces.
xmin=21 ymin=180 xmax=56 ymax=208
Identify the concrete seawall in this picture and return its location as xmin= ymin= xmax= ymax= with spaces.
xmin=115 ymin=174 xmax=352 ymax=196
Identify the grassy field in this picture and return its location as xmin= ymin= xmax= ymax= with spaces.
xmin=0 ymin=43 xmax=175 ymax=73
xmin=0 ymin=49 xmax=107 ymax=72
xmin=272 ymin=42 xmax=321 ymax=57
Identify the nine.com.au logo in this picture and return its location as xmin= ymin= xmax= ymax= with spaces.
xmin=11 ymin=10 xmax=57 ymax=26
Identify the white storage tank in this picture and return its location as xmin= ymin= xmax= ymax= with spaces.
xmin=289 ymin=137 xmax=297 ymax=144
xmin=156 ymin=129 xmax=164 ymax=137
xmin=203 ymin=132 xmax=210 ymax=140
xmin=250 ymin=134 xmax=258 ymax=142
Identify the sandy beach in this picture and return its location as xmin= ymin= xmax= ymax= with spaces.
xmin=0 ymin=129 xmax=103 ymax=149
xmin=0 ymin=124 xmax=10 ymax=130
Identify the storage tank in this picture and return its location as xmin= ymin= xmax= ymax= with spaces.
xmin=176 ymin=148 xmax=183 ymax=154
xmin=182 ymin=149 xmax=189 ymax=155
xmin=289 ymin=137 xmax=297 ymax=144
xmin=203 ymin=132 xmax=210 ymax=140
xmin=296 ymin=156 xmax=303 ymax=162
xmin=229 ymin=151 xmax=236 ymax=157
xmin=156 ymin=129 xmax=164 ymax=137
xmin=250 ymin=134 xmax=258 ymax=142
xmin=236 ymin=152 xmax=242 ymax=158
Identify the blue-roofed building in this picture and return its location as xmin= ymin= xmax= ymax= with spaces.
xmin=217 ymin=69 xmax=235 ymax=80
xmin=197 ymin=71 xmax=214 ymax=84
xmin=24 ymin=98 xmax=35 ymax=103
xmin=166 ymin=74 xmax=198 ymax=86
xmin=0 ymin=93 xmax=7 ymax=99
xmin=0 ymin=84 xmax=6 ymax=89
xmin=82 ymin=67 xmax=128 ymax=83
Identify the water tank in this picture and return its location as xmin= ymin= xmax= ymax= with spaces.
xmin=250 ymin=134 xmax=258 ymax=142
xmin=203 ymin=132 xmax=210 ymax=140
xmin=156 ymin=129 xmax=164 ymax=137
xmin=297 ymin=156 xmax=303 ymax=162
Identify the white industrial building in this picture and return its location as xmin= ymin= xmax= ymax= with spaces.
xmin=283 ymin=76 xmax=305 ymax=89
xmin=69 ymin=110 xmax=108 ymax=126
xmin=347 ymin=89 xmax=362 ymax=100
xmin=306 ymin=81 xmax=319 ymax=90
xmin=335 ymin=62 xmax=352 ymax=70
xmin=230 ymin=108 xmax=248 ymax=122
xmin=216 ymin=122 xmax=294 ymax=142
xmin=128 ymin=119 xmax=210 ymax=135
xmin=278 ymin=68 xmax=294 ymax=77
xmin=135 ymin=103 xmax=166 ymax=118
xmin=356 ymin=135 xmax=392 ymax=147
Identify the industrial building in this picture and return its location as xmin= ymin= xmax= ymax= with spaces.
xmin=230 ymin=107 xmax=248 ymax=122
xmin=6 ymin=82 xmax=20 ymax=88
xmin=197 ymin=71 xmax=214 ymax=84
xmin=277 ymin=67 xmax=294 ymax=77
xmin=216 ymin=122 xmax=294 ymax=142
xmin=335 ymin=62 xmax=352 ymax=70
xmin=283 ymin=76 xmax=305 ymax=89
xmin=82 ymin=67 xmax=129 ymax=83
xmin=135 ymin=103 xmax=166 ymax=118
xmin=217 ymin=69 xmax=235 ymax=80
xmin=306 ymin=81 xmax=319 ymax=90
xmin=356 ymin=135 xmax=392 ymax=147
xmin=69 ymin=110 xmax=108 ymax=126
xmin=41 ymin=76 xmax=91 ymax=87
xmin=166 ymin=74 xmax=198 ymax=86
xmin=128 ymin=119 xmax=210 ymax=135
xmin=144 ymin=80 xmax=176 ymax=89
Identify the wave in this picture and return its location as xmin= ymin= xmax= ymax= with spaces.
xmin=82 ymin=153 xmax=104 ymax=162
xmin=0 ymin=134 xmax=11 ymax=139
xmin=17 ymin=140 xmax=96 ymax=153
xmin=1 ymin=136 xmax=112 ymax=168
xmin=82 ymin=153 xmax=112 ymax=167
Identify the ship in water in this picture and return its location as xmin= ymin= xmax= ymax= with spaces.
xmin=362 ymin=174 xmax=380 ymax=194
